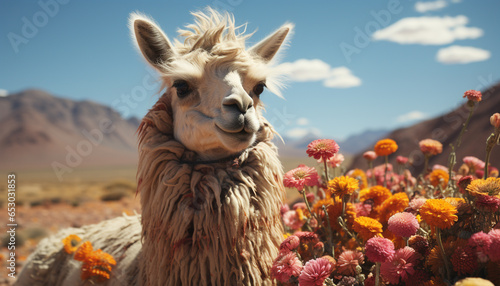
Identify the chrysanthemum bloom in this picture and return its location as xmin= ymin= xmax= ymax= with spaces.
xmin=455 ymin=277 xmax=494 ymax=286
xmin=463 ymin=89 xmax=482 ymax=102
xmin=491 ymin=113 xmax=500 ymax=128
xmin=74 ymin=241 xmax=93 ymax=262
xmin=409 ymin=198 xmax=427 ymax=212
xmin=374 ymin=139 xmax=398 ymax=157
xmin=282 ymin=210 xmax=304 ymax=230
xmin=444 ymin=197 xmax=465 ymax=208
xmin=409 ymin=235 xmax=430 ymax=256
xmin=280 ymin=204 xmax=290 ymax=215
xmin=312 ymin=198 xmax=333 ymax=216
xmin=348 ymin=169 xmax=368 ymax=189
xmin=325 ymin=200 xmax=357 ymax=232
xmin=475 ymin=194 xmax=500 ymax=213
xmin=283 ymin=165 xmax=319 ymax=191
xmin=298 ymin=257 xmax=333 ymax=286
xmin=359 ymin=186 xmax=392 ymax=206
xmin=270 ymin=251 xmax=303 ymax=283
xmin=365 ymin=237 xmax=395 ymax=263
xmin=379 ymin=192 xmax=409 ymax=223
xmin=318 ymin=153 xmax=345 ymax=168
xmin=62 ymin=234 xmax=82 ymax=254
xmin=363 ymin=151 xmax=377 ymax=161
xmin=81 ymin=249 xmax=116 ymax=282
xmin=419 ymin=199 xmax=458 ymax=229
xmin=328 ymin=176 xmax=359 ymax=197
xmin=352 ymin=216 xmax=383 ymax=241
xmin=419 ymin=139 xmax=443 ymax=156
xmin=428 ymin=169 xmax=449 ymax=188
xmin=466 ymin=177 xmax=500 ymax=197
xmin=279 ymin=235 xmax=300 ymax=253
xmin=388 ymin=212 xmax=419 ymax=238
xmin=463 ymin=156 xmax=486 ymax=171
xmin=354 ymin=202 xmax=372 ymax=217
xmin=468 ymin=231 xmax=491 ymax=263
xmin=396 ymin=156 xmax=409 ymax=165
xmin=381 ymin=246 xmax=421 ymax=285
xmin=488 ymin=229 xmax=500 ymax=262
xmin=306 ymin=139 xmax=339 ymax=161
xmin=457 ymin=175 xmax=473 ymax=194
xmin=321 ymin=255 xmax=337 ymax=272
xmin=337 ymin=250 xmax=364 ymax=276
xmin=451 ymin=245 xmax=477 ymax=276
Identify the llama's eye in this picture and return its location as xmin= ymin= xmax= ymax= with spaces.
xmin=172 ymin=80 xmax=190 ymax=98
xmin=253 ymin=83 xmax=266 ymax=96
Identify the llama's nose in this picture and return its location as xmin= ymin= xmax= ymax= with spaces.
xmin=222 ymin=93 xmax=253 ymax=114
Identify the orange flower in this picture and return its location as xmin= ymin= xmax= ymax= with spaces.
xmin=328 ymin=176 xmax=359 ymax=197
xmin=359 ymin=186 xmax=392 ymax=206
xmin=466 ymin=177 xmax=500 ymax=197
xmin=419 ymin=199 xmax=458 ymax=229
xmin=419 ymin=139 xmax=443 ymax=156
xmin=74 ymin=241 xmax=93 ymax=261
xmin=312 ymin=198 xmax=334 ymax=216
xmin=348 ymin=169 xmax=368 ymax=189
xmin=428 ymin=169 xmax=449 ymax=188
xmin=379 ymin=192 xmax=409 ymax=223
xmin=80 ymin=249 xmax=116 ymax=282
xmin=324 ymin=200 xmax=356 ymax=232
xmin=374 ymin=139 xmax=398 ymax=156
xmin=62 ymin=234 xmax=82 ymax=254
xmin=352 ymin=216 xmax=382 ymax=241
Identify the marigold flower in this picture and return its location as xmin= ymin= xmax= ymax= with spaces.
xmin=359 ymin=186 xmax=392 ymax=206
xmin=388 ymin=212 xmax=419 ymax=238
xmin=337 ymin=250 xmax=364 ymax=276
xmin=328 ymin=176 xmax=359 ymax=197
xmin=363 ymin=151 xmax=377 ymax=161
xmin=463 ymin=89 xmax=482 ymax=102
xmin=491 ymin=113 xmax=500 ymax=128
xmin=283 ymin=165 xmax=319 ymax=191
xmin=428 ymin=169 xmax=449 ymax=188
xmin=62 ymin=234 xmax=82 ymax=254
xmin=419 ymin=199 xmax=458 ymax=229
xmin=365 ymin=236 xmax=395 ymax=263
xmin=80 ymin=249 xmax=116 ymax=282
xmin=270 ymin=251 xmax=303 ymax=283
xmin=419 ymin=139 xmax=443 ymax=156
xmin=466 ymin=177 xmax=500 ymax=197
xmin=488 ymin=229 xmax=500 ymax=262
xmin=451 ymin=245 xmax=477 ymax=276
xmin=374 ymin=138 xmax=398 ymax=157
xmin=353 ymin=216 xmax=383 ymax=241
xmin=324 ymin=200 xmax=356 ymax=232
xmin=312 ymin=198 xmax=333 ymax=216
xmin=306 ymin=139 xmax=339 ymax=161
xmin=74 ymin=241 xmax=93 ymax=262
xmin=381 ymin=246 xmax=420 ymax=285
xmin=379 ymin=192 xmax=409 ymax=223
xmin=298 ymin=257 xmax=333 ymax=286
xmin=455 ymin=278 xmax=494 ymax=286
xmin=348 ymin=169 xmax=368 ymax=189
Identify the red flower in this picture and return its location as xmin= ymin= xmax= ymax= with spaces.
xmin=463 ymin=90 xmax=482 ymax=102
xmin=306 ymin=139 xmax=339 ymax=161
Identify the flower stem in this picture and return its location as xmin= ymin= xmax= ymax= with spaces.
xmin=422 ymin=154 xmax=430 ymax=176
xmin=301 ymin=190 xmax=316 ymax=220
xmin=374 ymin=262 xmax=381 ymax=286
xmin=324 ymin=160 xmax=330 ymax=183
xmin=456 ymin=103 xmax=475 ymax=148
xmin=484 ymin=131 xmax=500 ymax=179
xmin=446 ymin=144 xmax=456 ymax=190
xmin=384 ymin=155 xmax=389 ymax=188
xmin=322 ymin=205 xmax=334 ymax=258
xmin=436 ymin=227 xmax=451 ymax=282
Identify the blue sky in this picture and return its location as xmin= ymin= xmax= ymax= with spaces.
xmin=1 ymin=0 xmax=499 ymax=140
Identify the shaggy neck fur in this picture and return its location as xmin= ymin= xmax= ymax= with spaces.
xmin=136 ymin=93 xmax=284 ymax=286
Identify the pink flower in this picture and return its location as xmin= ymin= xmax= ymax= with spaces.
xmin=363 ymin=151 xmax=377 ymax=161
xmin=396 ymin=156 xmax=409 ymax=165
xmin=282 ymin=210 xmax=304 ymax=230
xmin=409 ymin=198 xmax=427 ymax=212
xmin=457 ymin=175 xmax=473 ymax=194
xmin=271 ymin=251 xmax=303 ymax=283
xmin=306 ymin=193 xmax=315 ymax=203
xmin=293 ymin=203 xmax=307 ymax=210
xmin=298 ymin=257 xmax=332 ymax=286
xmin=491 ymin=113 xmax=500 ymax=128
xmin=318 ymin=153 xmax=345 ymax=168
xmin=365 ymin=237 xmax=395 ymax=263
xmin=432 ymin=164 xmax=448 ymax=172
xmin=488 ymin=229 xmax=500 ymax=262
xmin=468 ymin=231 xmax=492 ymax=263
xmin=280 ymin=235 xmax=300 ymax=253
xmin=381 ymin=246 xmax=420 ymax=284
xmin=475 ymin=195 xmax=500 ymax=212
xmin=295 ymin=231 xmax=320 ymax=244
xmin=419 ymin=139 xmax=443 ymax=156
xmin=463 ymin=89 xmax=482 ymax=102
xmin=354 ymin=202 xmax=372 ymax=217
xmin=337 ymin=250 xmax=364 ymax=276
xmin=284 ymin=165 xmax=319 ymax=191
xmin=388 ymin=212 xmax=419 ymax=238
xmin=306 ymin=139 xmax=339 ymax=161
xmin=280 ymin=204 xmax=290 ymax=215
xmin=463 ymin=156 xmax=485 ymax=170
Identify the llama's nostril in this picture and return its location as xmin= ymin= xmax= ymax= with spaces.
xmin=223 ymin=94 xmax=253 ymax=113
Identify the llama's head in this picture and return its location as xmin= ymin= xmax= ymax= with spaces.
xmin=130 ymin=9 xmax=292 ymax=160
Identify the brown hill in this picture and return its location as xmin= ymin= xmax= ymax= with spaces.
xmin=0 ymin=89 xmax=140 ymax=173
xmin=349 ymin=83 xmax=500 ymax=174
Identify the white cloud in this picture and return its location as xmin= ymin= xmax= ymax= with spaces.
xmin=396 ymin=111 xmax=430 ymax=123
xmin=415 ymin=0 xmax=447 ymax=13
xmin=276 ymin=59 xmax=362 ymax=88
xmin=372 ymin=15 xmax=483 ymax=45
xmin=296 ymin=117 xmax=309 ymax=126
xmin=286 ymin=127 xmax=321 ymax=139
xmin=0 ymin=89 xmax=8 ymax=97
xmin=436 ymin=45 xmax=491 ymax=64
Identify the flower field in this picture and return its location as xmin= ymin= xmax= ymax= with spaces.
xmin=272 ymin=90 xmax=500 ymax=286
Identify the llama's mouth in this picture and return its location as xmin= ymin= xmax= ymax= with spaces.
xmin=215 ymin=124 xmax=255 ymax=143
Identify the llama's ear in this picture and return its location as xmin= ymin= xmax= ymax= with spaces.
xmin=129 ymin=12 xmax=176 ymax=71
xmin=249 ymin=23 xmax=294 ymax=62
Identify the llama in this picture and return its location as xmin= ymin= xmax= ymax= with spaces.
xmin=16 ymin=8 xmax=292 ymax=286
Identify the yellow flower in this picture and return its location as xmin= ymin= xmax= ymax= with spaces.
xmin=62 ymin=234 xmax=82 ymax=254
xmin=296 ymin=208 xmax=305 ymax=221
xmin=429 ymin=169 xmax=449 ymax=188
xmin=374 ymin=138 xmax=398 ymax=156
xmin=379 ymin=192 xmax=409 ymax=223
xmin=466 ymin=177 xmax=500 ymax=197
xmin=328 ymin=176 xmax=359 ymax=197
xmin=348 ymin=169 xmax=368 ymax=189
xmin=454 ymin=278 xmax=494 ymax=286
xmin=420 ymin=199 xmax=458 ymax=229
xmin=359 ymin=186 xmax=392 ymax=206
xmin=352 ymin=216 xmax=382 ymax=241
